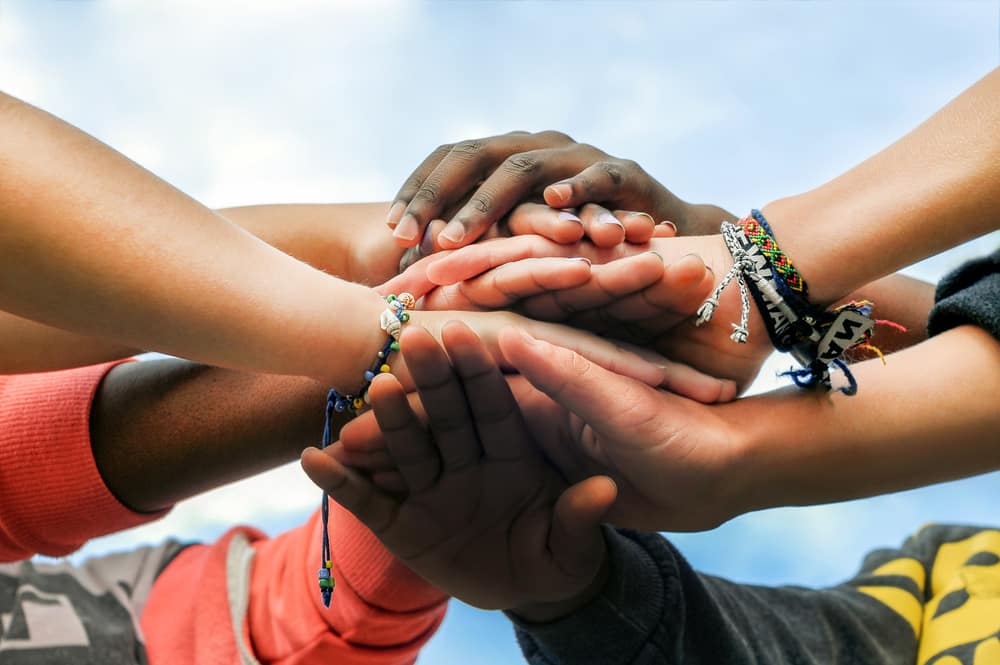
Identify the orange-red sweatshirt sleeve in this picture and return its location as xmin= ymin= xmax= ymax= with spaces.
xmin=0 ymin=361 xmax=168 ymax=561
xmin=142 ymin=500 xmax=448 ymax=665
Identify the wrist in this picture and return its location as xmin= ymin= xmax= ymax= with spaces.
xmin=676 ymin=199 xmax=738 ymax=236
xmin=721 ymin=389 xmax=829 ymax=513
xmin=352 ymin=217 xmax=405 ymax=286
xmin=334 ymin=288 xmax=398 ymax=392
xmin=759 ymin=195 xmax=867 ymax=306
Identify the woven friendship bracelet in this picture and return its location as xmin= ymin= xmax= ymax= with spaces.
xmin=696 ymin=213 xmax=877 ymax=395
xmin=317 ymin=292 xmax=415 ymax=607
xmin=745 ymin=209 xmax=808 ymax=297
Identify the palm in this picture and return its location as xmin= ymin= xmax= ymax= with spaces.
xmin=509 ymin=377 xmax=739 ymax=532
xmin=310 ymin=323 xmax=611 ymax=614
xmin=380 ymin=452 xmax=572 ymax=609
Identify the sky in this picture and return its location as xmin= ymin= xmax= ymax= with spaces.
xmin=2 ymin=2 xmax=999 ymax=663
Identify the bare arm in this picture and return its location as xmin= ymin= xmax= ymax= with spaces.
xmin=484 ymin=321 xmax=1000 ymax=532
xmin=0 ymin=91 xmax=386 ymax=384
xmin=217 ymin=202 xmax=402 ymax=286
xmin=90 ymin=359 xmax=333 ymax=512
xmin=733 ymin=324 xmax=1000 ymax=511
xmin=765 ymin=67 xmax=1000 ymax=305
xmin=0 ymin=201 xmax=400 ymax=372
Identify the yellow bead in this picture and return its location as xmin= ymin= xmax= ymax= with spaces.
xmin=325 ymin=560 xmax=333 ymax=569
xmin=353 ymin=397 xmax=364 ymax=408
xmin=380 ymin=364 xmax=391 ymax=373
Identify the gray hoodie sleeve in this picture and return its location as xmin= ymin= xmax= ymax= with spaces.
xmin=510 ymin=526 xmax=924 ymax=665
xmin=927 ymin=247 xmax=1000 ymax=340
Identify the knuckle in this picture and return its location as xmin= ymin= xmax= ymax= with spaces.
xmin=502 ymin=152 xmax=541 ymax=176
xmin=597 ymin=160 xmax=625 ymax=186
xmin=538 ymin=129 xmax=574 ymax=145
xmin=568 ymin=349 xmax=593 ymax=377
xmin=468 ymin=189 xmax=495 ymax=214
xmin=575 ymin=175 xmax=595 ymax=193
xmin=402 ymin=174 xmax=426 ymax=195
xmin=621 ymin=158 xmax=643 ymax=173
xmin=413 ymin=181 xmax=440 ymax=204
xmin=452 ymin=139 xmax=485 ymax=157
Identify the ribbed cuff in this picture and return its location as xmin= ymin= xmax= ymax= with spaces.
xmin=508 ymin=527 xmax=666 ymax=665
xmin=0 ymin=360 xmax=169 ymax=559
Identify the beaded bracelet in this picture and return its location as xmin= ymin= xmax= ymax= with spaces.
xmin=317 ymin=292 xmax=415 ymax=607
xmin=696 ymin=211 xmax=879 ymax=395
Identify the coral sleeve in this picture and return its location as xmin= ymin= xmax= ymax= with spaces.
xmin=143 ymin=500 xmax=447 ymax=665
xmin=0 ymin=360 xmax=168 ymax=561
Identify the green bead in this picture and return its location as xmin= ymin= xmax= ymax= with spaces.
xmin=319 ymin=578 xmax=335 ymax=589
xmin=386 ymin=294 xmax=397 ymax=302
xmin=400 ymin=312 xmax=410 ymax=323
xmin=390 ymin=341 xmax=400 ymax=352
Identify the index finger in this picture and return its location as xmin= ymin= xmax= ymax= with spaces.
xmin=425 ymin=236 xmax=638 ymax=286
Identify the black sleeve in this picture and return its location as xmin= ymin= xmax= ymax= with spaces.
xmin=927 ymin=247 xmax=1000 ymax=340
xmin=510 ymin=527 xmax=922 ymax=665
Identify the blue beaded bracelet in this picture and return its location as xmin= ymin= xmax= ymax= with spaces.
xmin=317 ymin=292 xmax=414 ymax=607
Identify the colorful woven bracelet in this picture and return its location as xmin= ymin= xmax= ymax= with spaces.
xmin=316 ymin=292 xmax=415 ymax=607
xmin=696 ymin=213 xmax=877 ymax=395
xmin=745 ymin=209 xmax=808 ymax=298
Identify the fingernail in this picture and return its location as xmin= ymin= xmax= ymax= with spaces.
xmin=420 ymin=223 xmax=436 ymax=254
xmin=441 ymin=220 xmax=465 ymax=244
xmin=558 ymin=210 xmax=583 ymax=225
xmin=386 ymin=201 xmax=406 ymax=228
xmin=565 ymin=257 xmax=591 ymax=265
xmin=598 ymin=212 xmax=625 ymax=229
xmin=658 ymin=220 xmax=677 ymax=233
xmin=648 ymin=250 xmax=664 ymax=262
xmin=548 ymin=183 xmax=572 ymax=203
xmin=393 ymin=213 xmax=419 ymax=241
xmin=626 ymin=211 xmax=654 ymax=224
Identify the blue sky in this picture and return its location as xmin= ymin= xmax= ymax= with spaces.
xmin=2 ymin=2 xmax=999 ymax=663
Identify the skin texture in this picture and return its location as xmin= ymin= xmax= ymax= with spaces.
xmin=329 ymin=322 xmax=1000 ymax=623
xmin=302 ymin=323 xmax=617 ymax=622
xmin=90 ymin=359 xmax=330 ymax=513
xmin=0 ymin=92 xmax=385 ymax=384
xmin=0 ymin=95 xmax=667 ymax=388
xmin=387 ymin=129 xmax=729 ymax=250
xmin=761 ymin=67 xmax=1000 ymax=305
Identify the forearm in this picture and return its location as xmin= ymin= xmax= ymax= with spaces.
xmin=731 ymin=325 xmax=1000 ymax=512
xmin=838 ymin=273 xmax=935 ymax=353
xmin=90 ymin=359 xmax=349 ymax=513
xmin=0 ymin=311 xmax=138 ymax=372
xmin=0 ymin=92 xmax=384 ymax=383
xmin=218 ymin=202 xmax=402 ymax=285
xmin=762 ymin=67 xmax=1000 ymax=304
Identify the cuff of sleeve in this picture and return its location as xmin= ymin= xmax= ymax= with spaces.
xmin=507 ymin=527 xmax=666 ymax=665
xmin=0 ymin=360 xmax=170 ymax=559
xmin=928 ymin=273 xmax=1000 ymax=340
xmin=328 ymin=499 xmax=448 ymax=613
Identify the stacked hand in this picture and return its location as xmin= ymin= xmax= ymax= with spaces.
xmin=302 ymin=323 xmax=617 ymax=621
xmin=393 ymin=232 xmax=773 ymax=392
xmin=331 ymin=324 xmax=746 ymax=535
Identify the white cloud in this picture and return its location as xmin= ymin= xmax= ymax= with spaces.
xmin=0 ymin=5 xmax=46 ymax=103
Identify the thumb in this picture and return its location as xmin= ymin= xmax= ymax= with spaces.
xmin=549 ymin=475 xmax=617 ymax=579
xmin=378 ymin=250 xmax=452 ymax=299
xmin=498 ymin=326 xmax=660 ymax=435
